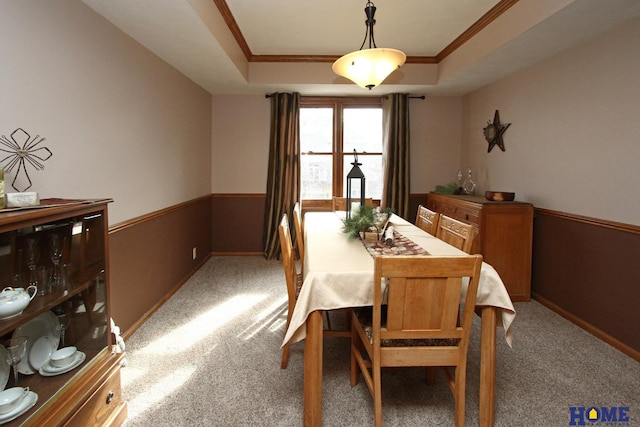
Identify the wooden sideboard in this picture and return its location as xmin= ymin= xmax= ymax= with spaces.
xmin=427 ymin=193 xmax=533 ymax=301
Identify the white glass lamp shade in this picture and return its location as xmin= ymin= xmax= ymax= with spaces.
xmin=332 ymin=48 xmax=406 ymax=89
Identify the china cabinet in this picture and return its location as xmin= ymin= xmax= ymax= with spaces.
xmin=428 ymin=193 xmax=533 ymax=301
xmin=0 ymin=199 xmax=126 ymax=426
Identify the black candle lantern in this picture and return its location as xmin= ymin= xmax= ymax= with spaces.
xmin=346 ymin=150 xmax=366 ymax=219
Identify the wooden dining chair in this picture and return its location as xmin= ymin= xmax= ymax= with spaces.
xmin=350 ymin=254 xmax=483 ymax=427
xmin=435 ymin=214 xmax=475 ymax=254
xmin=415 ymin=205 xmax=440 ymax=236
xmin=278 ymin=213 xmax=338 ymax=367
xmin=278 ymin=214 xmax=304 ymax=369
xmin=332 ymin=196 xmax=374 ymax=212
xmin=292 ymin=202 xmax=304 ymax=275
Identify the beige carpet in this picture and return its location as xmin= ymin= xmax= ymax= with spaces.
xmin=120 ymin=256 xmax=639 ymax=426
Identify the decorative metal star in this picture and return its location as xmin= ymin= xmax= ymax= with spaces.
xmin=0 ymin=128 xmax=53 ymax=192
xmin=483 ymin=110 xmax=510 ymax=153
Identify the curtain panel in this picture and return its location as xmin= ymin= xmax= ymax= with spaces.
xmin=381 ymin=93 xmax=411 ymax=219
xmin=263 ymin=93 xmax=300 ymax=260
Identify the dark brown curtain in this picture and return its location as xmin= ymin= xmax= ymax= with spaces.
xmin=263 ymin=93 xmax=300 ymax=260
xmin=381 ymin=93 xmax=410 ymax=219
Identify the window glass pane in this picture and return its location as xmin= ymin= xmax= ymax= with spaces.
xmin=300 ymin=108 xmax=333 ymax=152
xmin=343 ymin=108 xmax=382 ymax=153
xmin=299 ymin=101 xmax=383 ymax=203
xmin=343 ymin=154 xmax=383 ymax=200
xmin=301 ymin=155 xmax=332 ymax=199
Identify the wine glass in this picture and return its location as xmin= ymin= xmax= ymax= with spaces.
xmin=62 ymin=263 xmax=74 ymax=291
xmin=57 ymin=313 xmax=70 ymax=347
xmin=50 ymin=234 xmax=63 ymax=288
xmin=3 ymin=336 xmax=27 ymax=385
xmin=25 ymin=238 xmax=40 ymax=288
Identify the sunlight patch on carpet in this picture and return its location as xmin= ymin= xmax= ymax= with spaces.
xmin=121 ymin=366 xmax=145 ymax=389
xmin=126 ymin=365 xmax=196 ymax=423
xmin=138 ymin=293 xmax=267 ymax=355
xmin=237 ymin=295 xmax=288 ymax=340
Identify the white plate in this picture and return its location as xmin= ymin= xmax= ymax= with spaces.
xmin=0 ymin=390 xmax=37 ymax=424
xmin=0 ymin=347 xmax=9 ymax=391
xmin=13 ymin=311 xmax=60 ymax=375
xmin=28 ymin=336 xmax=58 ymax=371
xmin=39 ymin=351 xmax=85 ymax=376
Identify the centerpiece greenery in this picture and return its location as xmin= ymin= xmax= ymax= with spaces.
xmin=341 ymin=204 xmax=394 ymax=239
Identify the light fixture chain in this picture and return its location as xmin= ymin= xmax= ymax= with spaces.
xmin=363 ymin=2 xmax=377 ymax=49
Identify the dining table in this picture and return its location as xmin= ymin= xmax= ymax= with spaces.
xmin=282 ymin=211 xmax=516 ymax=427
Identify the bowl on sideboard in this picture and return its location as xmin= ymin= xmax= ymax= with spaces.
xmin=485 ymin=191 xmax=515 ymax=202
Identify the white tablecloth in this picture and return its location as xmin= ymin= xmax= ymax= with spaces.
xmin=282 ymin=212 xmax=516 ymax=347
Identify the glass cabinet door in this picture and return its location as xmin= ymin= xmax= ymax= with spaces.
xmin=0 ymin=206 xmax=109 ymax=423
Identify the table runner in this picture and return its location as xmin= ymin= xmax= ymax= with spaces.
xmin=361 ymin=229 xmax=429 ymax=256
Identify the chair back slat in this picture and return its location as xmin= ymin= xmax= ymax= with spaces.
xmin=293 ymin=202 xmax=304 ymax=274
xmin=386 ymin=275 xmax=463 ymax=333
xmin=278 ymin=214 xmax=298 ymax=303
xmin=415 ymin=205 xmax=439 ymax=236
xmin=374 ymin=255 xmax=481 ymax=344
xmin=435 ymin=215 xmax=475 ymax=254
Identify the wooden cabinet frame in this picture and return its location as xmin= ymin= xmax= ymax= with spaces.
xmin=0 ymin=199 xmax=126 ymax=426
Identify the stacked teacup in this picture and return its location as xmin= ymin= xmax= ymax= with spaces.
xmin=39 ymin=345 xmax=85 ymax=376
xmin=0 ymin=386 xmax=30 ymax=415
xmin=49 ymin=346 xmax=77 ymax=369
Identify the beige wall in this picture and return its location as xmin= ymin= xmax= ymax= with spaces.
xmin=410 ymin=96 xmax=462 ymax=193
xmin=461 ymin=18 xmax=640 ymax=226
xmin=210 ymin=94 xmax=463 ymax=196
xmin=211 ymin=95 xmax=270 ymax=193
xmin=0 ymin=1 xmax=212 ymax=225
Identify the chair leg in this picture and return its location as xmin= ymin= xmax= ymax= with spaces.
xmin=325 ymin=311 xmax=332 ymax=330
xmin=350 ymin=316 xmax=359 ymax=386
xmin=281 ymin=342 xmax=290 ymax=369
xmin=350 ymin=344 xmax=358 ymax=386
xmin=454 ymin=365 xmax=466 ymax=427
xmin=426 ymin=367 xmax=437 ymax=384
xmin=373 ymin=361 xmax=382 ymax=427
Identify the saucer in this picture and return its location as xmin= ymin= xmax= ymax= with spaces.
xmin=14 ymin=311 xmax=60 ymax=375
xmin=0 ymin=391 xmax=38 ymax=424
xmin=29 ymin=336 xmax=58 ymax=371
xmin=39 ymin=351 xmax=85 ymax=376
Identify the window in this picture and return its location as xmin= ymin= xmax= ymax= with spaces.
xmin=300 ymin=97 xmax=383 ymax=210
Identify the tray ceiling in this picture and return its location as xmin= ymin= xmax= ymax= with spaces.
xmin=82 ymin=0 xmax=640 ymax=96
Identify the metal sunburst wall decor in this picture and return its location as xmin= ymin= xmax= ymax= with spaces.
xmin=0 ymin=128 xmax=53 ymax=192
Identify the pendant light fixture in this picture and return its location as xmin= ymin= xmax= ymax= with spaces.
xmin=332 ymin=1 xmax=406 ymax=90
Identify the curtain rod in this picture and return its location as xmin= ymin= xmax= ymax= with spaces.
xmin=265 ymin=93 xmax=425 ymax=99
